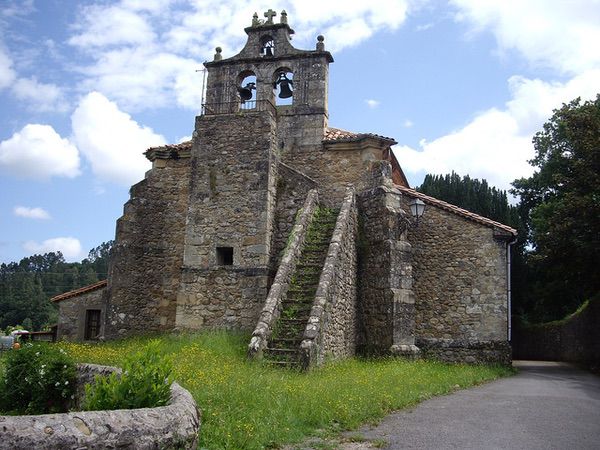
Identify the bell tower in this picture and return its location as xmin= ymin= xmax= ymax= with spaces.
xmin=176 ymin=10 xmax=333 ymax=330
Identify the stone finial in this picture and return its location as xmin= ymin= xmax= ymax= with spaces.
xmin=252 ymin=12 xmax=259 ymax=27
xmin=264 ymin=8 xmax=276 ymax=24
xmin=280 ymin=10 xmax=288 ymax=24
xmin=316 ymin=35 xmax=325 ymax=51
xmin=214 ymin=47 xmax=222 ymax=61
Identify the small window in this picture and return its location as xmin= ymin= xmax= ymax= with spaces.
xmin=216 ymin=247 xmax=234 ymax=265
xmin=84 ymin=309 xmax=101 ymax=340
xmin=260 ymin=36 xmax=275 ymax=57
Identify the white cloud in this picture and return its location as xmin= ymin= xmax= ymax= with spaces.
xmin=23 ymin=237 xmax=82 ymax=261
xmin=0 ymin=124 xmax=80 ymax=179
xmin=71 ymin=91 xmax=164 ymax=185
xmin=69 ymin=4 xmax=156 ymax=48
xmin=0 ymin=46 xmax=16 ymax=90
xmin=11 ymin=77 xmax=67 ymax=112
xmin=67 ymin=0 xmax=415 ymax=111
xmin=365 ymin=99 xmax=380 ymax=108
xmin=451 ymin=0 xmax=600 ymax=75
xmin=403 ymin=119 xmax=414 ymax=128
xmin=14 ymin=206 xmax=51 ymax=220
xmin=395 ymin=70 xmax=600 ymax=191
xmin=0 ymin=0 xmax=35 ymax=19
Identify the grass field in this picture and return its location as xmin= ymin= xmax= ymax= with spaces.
xmin=52 ymin=332 xmax=513 ymax=449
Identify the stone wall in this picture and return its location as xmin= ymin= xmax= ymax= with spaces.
xmin=417 ymin=340 xmax=512 ymax=365
xmin=270 ymin=162 xmax=318 ymax=272
xmin=56 ymin=287 xmax=106 ymax=341
xmin=176 ymin=110 xmax=278 ymax=331
xmin=357 ymin=180 xmax=416 ymax=356
xmin=249 ymin=189 xmax=319 ymax=357
xmin=300 ymin=188 xmax=358 ymax=367
xmin=105 ymin=155 xmax=190 ymax=338
xmin=285 ymin=146 xmax=382 ymax=205
xmin=0 ymin=364 xmax=200 ymax=450
xmin=512 ymin=297 xmax=600 ymax=370
xmin=399 ymin=192 xmax=511 ymax=363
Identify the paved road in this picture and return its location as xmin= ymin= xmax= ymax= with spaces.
xmin=347 ymin=361 xmax=600 ymax=450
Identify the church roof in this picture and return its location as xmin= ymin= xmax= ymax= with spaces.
xmin=51 ymin=280 xmax=107 ymax=303
xmin=145 ymin=141 xmax=192 ymax=161
xmin=324 ymin=127 xmax=397 ymax=144
xmin=394 ymin=184 xmax=517 ymax=235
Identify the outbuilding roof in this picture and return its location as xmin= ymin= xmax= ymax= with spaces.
xmin=51 ymin=280 xmax=108 ymax=303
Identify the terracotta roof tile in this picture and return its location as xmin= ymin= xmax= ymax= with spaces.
xmin=394 ymin=184 xmax=517 ymax=235
xmin=324 ymin=127 xmax=396 ymax=144
xmin=51 ymin=280 xmax=107 ymax=303
xmin=145 ymin=140 xmax=192 ymax=161
xmin=146 ymin=141 xmax=192 ymax=152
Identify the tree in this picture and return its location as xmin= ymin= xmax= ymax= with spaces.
xmin=0 ymin=241 xmax=114 ymax=330
xmin=417 ymin=171 xmax=520 ymax=228
xmin=512 ymin=95 xmax=600 ymax=321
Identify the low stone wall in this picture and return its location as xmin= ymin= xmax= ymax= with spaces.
xmin=0 ymin=364 xmax=200 ymax=450
xmin=512 ymin=297 xmax=600 ymax=370
xmin=417 ymin=338 xmax=512 ymax=365
xmin=248 ymin=189 xmax=319 ymax=358
xmin=300 ymin=188 xmax=358 ymax=368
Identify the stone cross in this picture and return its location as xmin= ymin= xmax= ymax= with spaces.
xmin=264 ymin=9 xmax=276 ymax=24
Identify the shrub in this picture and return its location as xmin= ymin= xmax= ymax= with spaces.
xmin=0 ymin=343 xmax=76 ymax=414
xmin=83 ymin=340 xmax=172 ymax=411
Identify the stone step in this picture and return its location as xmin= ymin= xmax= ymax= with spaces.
xmin=296 ymin=262 xmax=323 ymax=268
xmin=265 ymin=359 xmax=299 ymax=368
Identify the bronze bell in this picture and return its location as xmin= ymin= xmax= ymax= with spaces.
xmin=274 ymin=73 xmax=293 ymax=99
xmin=238 ymin=82 xmax=256 ymax=102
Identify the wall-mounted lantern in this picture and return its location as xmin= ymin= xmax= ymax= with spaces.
xmin=409 ymin=198 xmax=426 ymax=226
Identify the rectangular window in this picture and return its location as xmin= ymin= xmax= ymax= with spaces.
xmin=216 ymin=246 xmax=234 ymax=265
xmin=84 ymin=309 xmax=101 ymax=340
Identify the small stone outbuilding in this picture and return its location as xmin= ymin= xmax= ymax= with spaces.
xmin=53 ymin=11 xmax=516 ymax=367
xmin=52 ymin=280 xmax=107 ymax=341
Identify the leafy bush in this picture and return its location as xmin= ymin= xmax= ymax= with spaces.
xmin=83 ymin=340 xmax=172 ymax=411
xmin=0 ymin=343 xmax=76 ymax=414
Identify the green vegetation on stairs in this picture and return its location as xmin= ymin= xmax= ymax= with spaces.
xmin=266 ymin=206 xmax=339 ymax=367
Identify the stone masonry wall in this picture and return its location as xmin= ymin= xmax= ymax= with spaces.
xmin=176 ymin=111 xmax=278 ymax=331
xmin=270 ymin=161 xmax=318 ymax=272
xmin=56 ymin=287 xmax=106 ymax=341
xmin=399 ymin=194 xmax=511 ymax=363
xmin=301 ymin=189 xmax=358 ymax=367
xmin=105 ymin=157 xmax=190 ymax=338
xmin=357 ymin=174 xmax=415 ymax=356
xmin=285 ymin=147 xmax=379 ymax=205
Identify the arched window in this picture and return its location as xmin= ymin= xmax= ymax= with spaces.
xmin=237 ymin=71 xmax=256 ymax=109
xmin=260 ymin=36 xmax=275 ymax=57
xmin=273 ymin=69 xmax=293 ymax=106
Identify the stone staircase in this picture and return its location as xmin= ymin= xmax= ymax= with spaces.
xmin=264 ymin=207 xmax=338 ymax=367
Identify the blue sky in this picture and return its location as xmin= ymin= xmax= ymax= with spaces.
xmin=1 ymin=0 xmax=599 ymax=263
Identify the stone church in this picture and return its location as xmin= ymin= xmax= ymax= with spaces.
xmin=52 ymin=10 xmax=516 ymax=367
